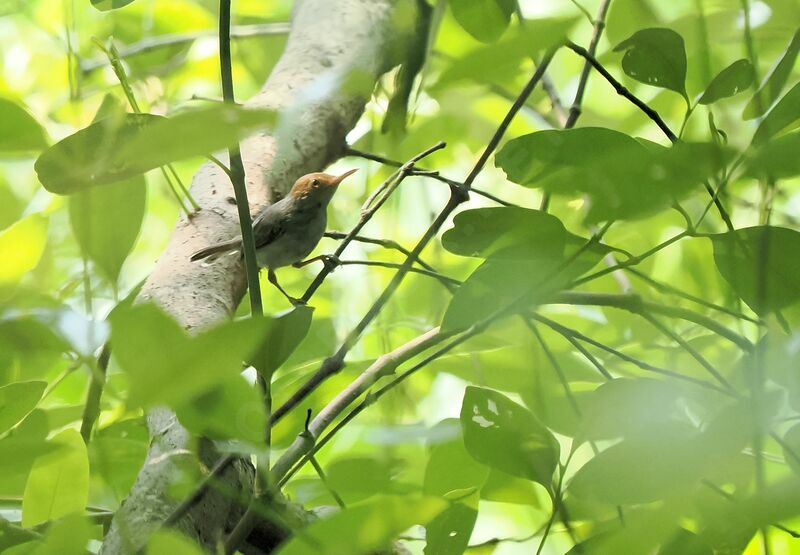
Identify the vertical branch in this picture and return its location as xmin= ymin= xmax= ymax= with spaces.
xmin=219 ymin=0 xmax=263 ymax=319
xmin=540 ymin=0 xmax=612 ymax=211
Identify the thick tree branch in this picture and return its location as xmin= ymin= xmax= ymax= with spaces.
xmin=99 ymin=2 xmax=412 ymax=553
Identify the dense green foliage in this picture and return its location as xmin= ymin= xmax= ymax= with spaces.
xmin=2 ymin=0 xmax=800 ymax=553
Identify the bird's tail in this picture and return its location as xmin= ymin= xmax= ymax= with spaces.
xmin=190 ymin=238 xmax=242 ymax=262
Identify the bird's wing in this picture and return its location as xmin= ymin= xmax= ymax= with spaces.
xmin=252 ymin=206 xmax=285 ymax=249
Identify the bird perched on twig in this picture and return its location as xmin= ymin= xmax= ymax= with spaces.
xmin=191 ymin=168 xmax=358 ymax=304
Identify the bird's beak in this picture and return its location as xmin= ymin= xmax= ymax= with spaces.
xmin=331 ymin=168 xmax=358 ymax=186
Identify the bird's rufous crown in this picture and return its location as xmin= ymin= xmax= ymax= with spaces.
xmin=290 ymin=168 xmax=358 ymax=198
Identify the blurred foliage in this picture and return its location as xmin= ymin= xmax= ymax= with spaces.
xmin=1 ymin=0 xmax=800 ymax=554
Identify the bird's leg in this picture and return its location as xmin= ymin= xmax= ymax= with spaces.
xmin=293 ymin=254 xmax=341 ymax=272
xmin=268 ymin=269 xmax=304 ymax=305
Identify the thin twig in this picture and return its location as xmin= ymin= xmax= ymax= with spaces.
xmin=79 ymin=343 xmax=111 ymax=442
xmin=553 ymin=291 xmax=754 ymax=352
xmin=541 ymin=0 xmax=611 ymax=212
xmin=532 ymin=313 xmax=733 ymax=396
xmin=343 ymin=146 xmax=514 ymax=207
xmin=322 ymin=231 xmax=440 ymax=272
xmin=335 ymin=259 xmax=460 ymax=289
xmin=80 ymin=23 xmax=291 ymax=73
xmin=271 ymin=328 xmax=449 ymax=483
xmin=301 ymin=142 xmax=447 ymax=304
xmin=271 ymin=52 xmax=557 ymax=427
xmin=564 ymin=40 xmax=735 ymax=230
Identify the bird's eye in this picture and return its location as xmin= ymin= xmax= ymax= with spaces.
xmin=312 ymin=179 xmax=320 ymax=186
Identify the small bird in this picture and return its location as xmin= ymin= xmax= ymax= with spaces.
xmin=191 ymin=168 xmax=357 ymax=303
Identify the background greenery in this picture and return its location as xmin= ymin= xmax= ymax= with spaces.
xmin=1 ymin=0 xmax=800 ymax=553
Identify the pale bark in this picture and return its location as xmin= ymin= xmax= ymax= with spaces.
xmin=100 ymin=1 xmax=409 ymax=552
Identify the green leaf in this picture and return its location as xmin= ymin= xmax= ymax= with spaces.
xmin=569 ymin=404 xmax=752 ymax=505
xmin=0 ymin=437 xmax=59 ymax=472
xmin=0 ymin=381 xmax=46 ymax=435
xmin=35 ymin=105 xmax=275 ymax=194
xmin=480 ymin=469 xmax=544 ymax=505
xmin=580 ymin=378 xmax=683 ymax=440
xmin=147 ymin=530 xmax=205 ymax=555
xmin=89 ymin=419 xmax=148 ymax=502
xmin=782 ymin=424 xmax=800 ymax=476
xmin=449 ymin=0 xmax=515 ymax=43
xmin=276 ymin=495 xmax=446 ymax=555
xmin=709 ymin=226 xmax=800 ymax=315
xmin=496 ymin=128 xmax=727 ymax=222
xmin=613 ymin=28 xmax=688 ymax=100
xmin=441 ymin=216 xmax=606 ymax=331
xmin=437 ymin=17 xmax=577 ymax=87
xmin=424 ymin=421 xmax=490 ymax=498
xmin=22 ymin=429 xmax=89 ymax=527
xmin=176 ymin=375 xmax=266 ymax=444
xmin=424 ymin=502 xmax=478 ymax=555
xmin=0 ymin=214 xmax=47 ymax=284
xmin=460 ymin=386 xmax=559 ymax=486
xmin=442 ymin=207 xmax=604 ymax=260
xmin=751 ymin=82 xmax=800 ymax=146
xmin=441 ymin=251 xmax=599 ymax=332
xmin=746 ymin=130 xmax=800 ymax=179
xmin=698 ymin=59 xmax=754 ymax=105
xmin=0 ymin=97 xmax=48 ymax=155
xmin=91 ymin=0 xmax=137 ymax=11
xmin=248 ymin=306 xmax=313 ymax=377
xmin=743 ymin=29 xmax=800 ymax=119
xmin=29 ymin=513 xmax=91 ymax=555
xmin=326 ymin=457 xmax=396 ymax=503
xmin=68 ymin=175 xmax=145 ymax=284
xmin=110 ymin=303 xmax=270 ymax=408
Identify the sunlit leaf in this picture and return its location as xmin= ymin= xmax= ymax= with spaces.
xmin=442 ymin=206 xmax=608 ymax=260
xmin=110 ymin=303 xmax=270 ymax=408
xmin=0 ymin=437 xmax=59 ymax=473
xmin=69 ymin=175 xmax=146 ymax=284
xmin=496 ymin=128 xmax=727 ymax=222
xmin=569 ymin=403 xmax=752 ymax=504
xmin=746 ymin=130 xmax=800 ymax=178
xmin=0 ymin=381 xmax=46 ymax=435
xmin=709 ymin=226 xmax=800 ymax=314
xmin=480 ymin=469 xmax=544 ymax=505
xmin=614 ymin=28 xmax=688 ymax=100
xmin=147 ymin=530 xmax=205 ymax=555
xmin=276 ymin=495 xmax=446 ymax=555
xmin=22 ymin=429 xmax=89 ymax=527
xmin=248 ymin=305 xmax=313 ymax=377
xmin=449 ymin=0 xmax=515 ymax=43
xmin=176 ymin=375 xmax=266 ymax=444
xmin=743 ymin=29 xmax=800 ymax=119
xmin=460 ymin=386 xmax=559 ymax=487
xmin=0 ymin=214 xmax=47 ymax=284
xmin=424 ymin=421 xmax=490 ymax=498
xmin=424 ymin=501 xmax=477 ymax=555
xmin=751 ymin=82 xmax=800 ymax=146
xmin=437 ymin=17 xmax=577 ymax=87
xmin=29 ymin=513 xmax=91 ymax=555
xmin=0 ymin=97 xmax=48 ymax=155
xmin=783 ymin=423 xmax=800 ymax=476
xmin=580 ymin=378 xmax=683 ymax=440
xmin=327 ymin=457 xmax=396 ymax=504
xmin=441 ymin=248 xmax=600 ymax=331
xmin=91 ymin=0 xmax=137 ymax=11
xmin=35 ymin=105 xmax=275 ymax=194
xmin=698 ymin=59 xmax=754 ymax=105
